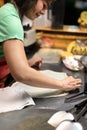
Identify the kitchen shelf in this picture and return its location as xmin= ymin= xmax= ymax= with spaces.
xmin=33 ymin=25 xmax=87 ymax=49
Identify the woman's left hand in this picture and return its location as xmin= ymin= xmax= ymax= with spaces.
xmin=28 ymin=56 xmax=43 ymax=68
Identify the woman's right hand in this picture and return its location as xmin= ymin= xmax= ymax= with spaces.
xmin=60 ymin=76 xmax=82 ymax=91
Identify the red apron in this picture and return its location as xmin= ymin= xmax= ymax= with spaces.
xmin=0 ymin=58 xmax=10 ymax=88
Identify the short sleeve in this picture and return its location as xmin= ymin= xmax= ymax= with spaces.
xmin=0 ymin=12 xmax=24 ymax=42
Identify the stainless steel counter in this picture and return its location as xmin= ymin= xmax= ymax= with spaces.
xmin=0 ymin=62 xmax=87 ymax=130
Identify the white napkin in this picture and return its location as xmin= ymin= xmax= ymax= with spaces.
xmin=0 ymin=86 xmax=35 ymax=113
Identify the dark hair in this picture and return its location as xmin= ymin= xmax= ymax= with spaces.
xmin=4 ymin=0 xmax=53 ymax=16
xmin=4 ymin=0 xmax=37 ymax=17
xmin=15 ymin=0 xmax=37 ymax=13
xmin=4 ymin=0 xmax=38 ymax=15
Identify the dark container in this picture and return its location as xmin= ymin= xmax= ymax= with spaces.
xmin=51 ymin=0 xmax=65 ymax=29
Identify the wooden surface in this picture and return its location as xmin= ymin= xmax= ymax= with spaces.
xmin=34 ymin=26 xmax=87 ymax=50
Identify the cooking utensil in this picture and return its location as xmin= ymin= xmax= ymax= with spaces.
xmin=68 ymin=99 xmax=87 ymax=121
xmin=65 ymin=92 xmax=87 ymax=103
xmin=75 ymin=103 xmax=87 ymax=121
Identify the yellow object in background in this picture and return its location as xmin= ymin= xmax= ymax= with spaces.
xmin=77 ymin=11 xmax=87 ymax=28
xmin=59 ymin=51 xmax=73 ymax=59
xmin=67 ymin=40 xmax=87 ymax=55
xmin=60 ymin=39 xmax=87 ymax=59
xmin=67 ymin=41 xmax=77 ymax=53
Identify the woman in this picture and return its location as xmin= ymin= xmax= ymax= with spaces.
xmin=0 ymin=0 xmax=82 ymax=91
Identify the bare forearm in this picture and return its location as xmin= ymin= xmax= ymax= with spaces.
xmin=13 ymin=66 xmax=62 ymax=90
xmin=12 ymin=65 xmax=82 ymax=92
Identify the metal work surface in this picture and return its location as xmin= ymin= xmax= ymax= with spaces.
xmin=0 ymin=63 xmax=87 ymax=130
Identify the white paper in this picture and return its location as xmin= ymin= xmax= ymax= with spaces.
xmin=0 ymin=86 xmax=35 ymax=113
xmin=48 ymin=111 xmax=83 ymax=130
xmin=48 ymin=111 xmax=74 ymax=127
xmin=56 ymin=121 xmax=83 ymax=130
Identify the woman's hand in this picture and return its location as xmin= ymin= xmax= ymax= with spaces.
xmin=60 ymin=76 xmax=82 ymax=91
xmin=28 ymin=56 xmax=43 ymax=68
